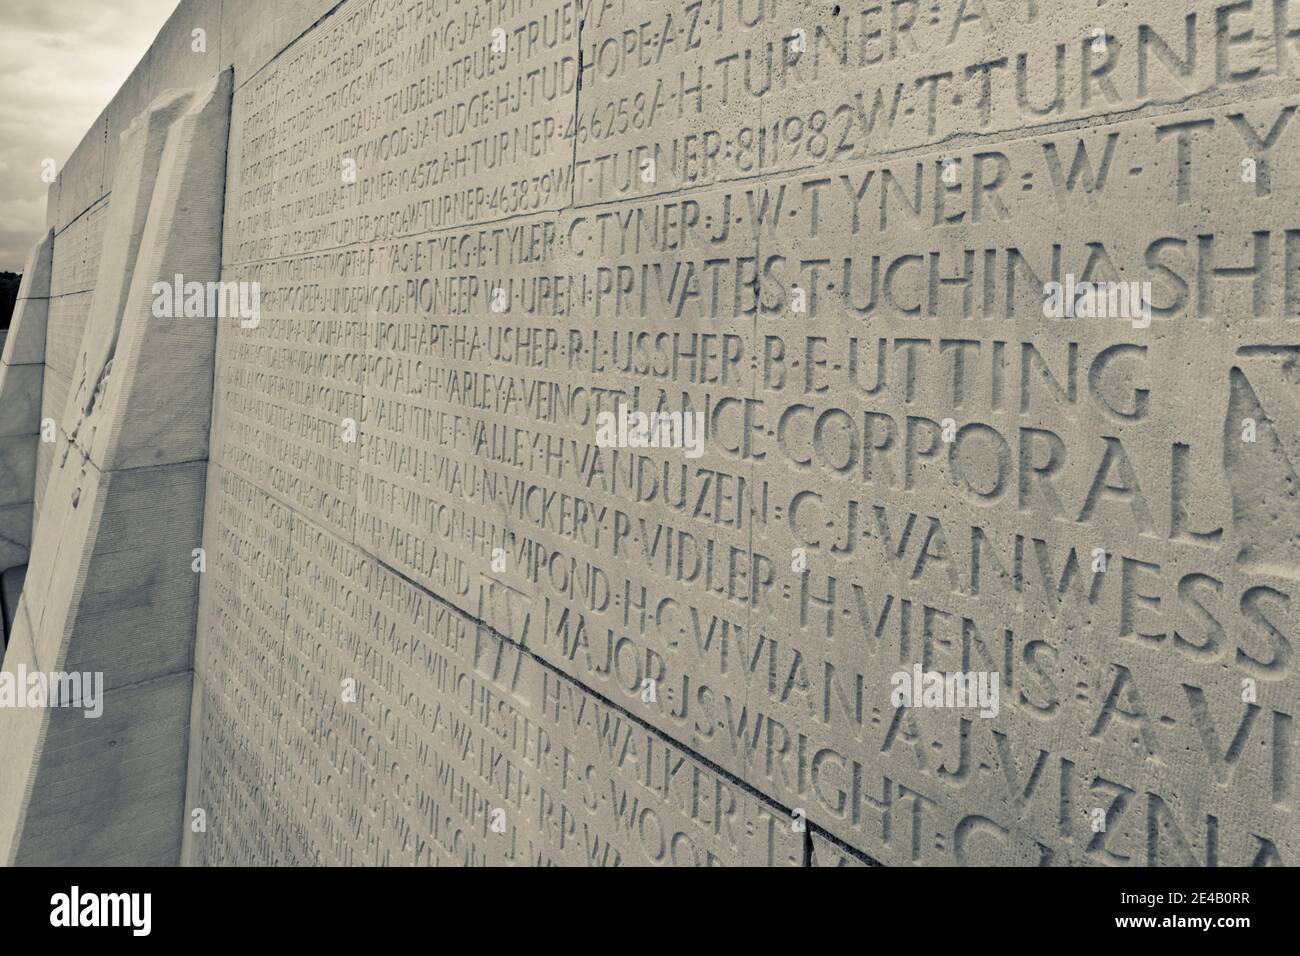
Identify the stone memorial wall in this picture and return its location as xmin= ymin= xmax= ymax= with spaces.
xmin=0 ymin=0 xmax=1298 ymax=866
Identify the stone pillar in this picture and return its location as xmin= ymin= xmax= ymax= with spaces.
xmin=0 ymin=68 xmax=232 ymax=866
xmin=0 ymin=230 xmax=54 ymax=585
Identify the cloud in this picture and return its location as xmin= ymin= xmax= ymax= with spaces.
xmin=0 ymin=0 xmax=178 ymax=271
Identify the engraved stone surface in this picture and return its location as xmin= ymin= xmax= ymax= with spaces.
xmin=4 ymin=0 xmax=1300 ymax=866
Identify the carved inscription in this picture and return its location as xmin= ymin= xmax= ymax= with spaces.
xmin=193 ymin=0 xmax=1300 ymax=865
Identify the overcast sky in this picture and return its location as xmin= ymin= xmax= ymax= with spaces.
xmin=0 ymin=0 xmax=179 ymax=272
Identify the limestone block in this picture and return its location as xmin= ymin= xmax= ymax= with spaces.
xmin=0 ymin=230 xmax=54 ymax=576
xmin=1 ymin=229 xmax=54 ymax=367
xmin=218 ymin=0 xmax=331 ymax=107
xmin=141 ymin=0 xmax=222 ymax=105
xmin=7 ymin=672 xmax=192 ymax=867
xmin=50 ymin=200 xmax=107 ymax=300
xmin=38 ymin=366 xmax=70 ymax=442
xmin=196 ymin=0 xmax=1300 ymax=867
xmin=0 ymin=438 xmax=37 ymax=509
xmin=20 ymin=458 xmax=204 ymax=688
xmin=18 ymin=0 xmax=1300 ymax=868
xmin=32 ymin=365 xmax=70 ymax=526
xmin=0 ymin=614 xmax=48 ymax=860
xmin=71 ymin=71 xmax=232 ymax=472
xmin=43 ymin=183 xmax=56 ymax=233
xmin=185 ymin=487 xmax=804 ymax=867
xmin=101 ymin=56 xmax=154 ymax=201
xmin=0 ymin=506 xmax=31 ymax=575
xmin=0 ymin=365 xmax=44 ymax=438
xmin=0 ymin=67 xmax=233 ymax=867
xmin=63 ymin=89 xmax=197 ymax=439
xmin=54 ymin=116 xmax=106 ymax=234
